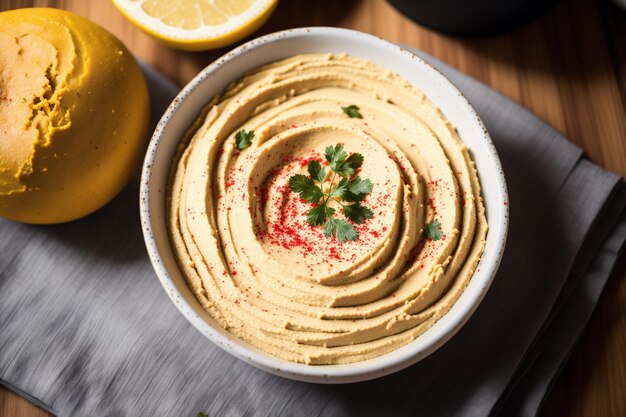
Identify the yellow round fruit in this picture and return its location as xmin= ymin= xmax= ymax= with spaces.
xmin=0 ymin=8 xmax=150 ymax=224
xmin=112 ymin=0 xmax=278 ymax=51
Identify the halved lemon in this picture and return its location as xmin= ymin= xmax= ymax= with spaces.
xmin=112 ymin=0 xmax=278 ymax=51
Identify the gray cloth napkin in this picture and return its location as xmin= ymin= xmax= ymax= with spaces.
xmin=1 ymin=51 xmax=625 ymax=417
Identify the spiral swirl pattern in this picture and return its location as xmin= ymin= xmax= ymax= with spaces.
xmin=168 ymin=54 xmax=487 ymax=365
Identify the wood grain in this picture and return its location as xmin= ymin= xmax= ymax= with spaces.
xmin=1 ymin=0 xmax=624 ymax=416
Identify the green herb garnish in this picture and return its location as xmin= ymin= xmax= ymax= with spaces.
xmin=197 ymin=413 xmax=208 ymax=417
xmin=235 ymin=129 xmax=254 ymax=150
xmin=424 ymin=219 xmax=443 ymax=241
xmin=341 ymin=105 xmax=363 ymax=118
xmin=288 ymin=144 xmax=373 ymax=242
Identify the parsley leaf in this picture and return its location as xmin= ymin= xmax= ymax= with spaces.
xmin=324 ymin=217 xmax=358 ymax=242
xmin=330 ymin=177 xmax=349 ymax=198
xmin=334 ymin=218 xmax=359 ymax=242
xmin=307 ymin=205 xmax=334 ymax=226
xmin=235 ymin=129 xmax=254 ymax=150
xmin=307 ymin=160 xmax=326 ymax=184
xmin=424 ymin=219 xmax=443 ymax=241
xmin=327 ymin=147 xmax=364 ymax=178
xmin=325 ymin=144 xmax=348 ymax=172
xmin=343 ymin=203 xmax=374 ymax=224
xmin=345 ymin=152 xmax=364 ymax=169
xmin=288 ymin=174 xmax=324 ymax=204
xmin=348 ymin=176 xmax=372 ymax=194
xmin=323 ymin=217 xmax=335 ymax=238
xmin=341 ymin=104 xmax=363 ymax=118
xmin=289 ymin=144 xmax=374 ymax=242
xmin=198 ymin=413 xmax=209 ymax=417
xmin=333 ymin=177 xmax=372 ymax=202
xmin=334 ymin=155 xmax=360 ymax=177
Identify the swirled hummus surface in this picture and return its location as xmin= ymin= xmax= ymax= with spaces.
xmin=168 ymin=53 xmax=488 ymax=365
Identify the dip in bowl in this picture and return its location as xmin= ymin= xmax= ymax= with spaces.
xmin=141 ymin=27 xmax=508 ymax=383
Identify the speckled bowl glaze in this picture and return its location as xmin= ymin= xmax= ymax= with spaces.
xmin=140 ymin=27 xmax=509 ymax=383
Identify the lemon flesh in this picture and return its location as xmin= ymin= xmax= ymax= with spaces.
xmin=0 ymin=8 xmax=150 ymax=224
xmin=113 ymin=0 xmax=278 ymax=51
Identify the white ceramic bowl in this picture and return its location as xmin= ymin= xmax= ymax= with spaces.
xmin=140 ymin=27 xmax=509 ymax=383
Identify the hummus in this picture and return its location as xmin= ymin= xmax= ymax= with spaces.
xmin=168 ymin=54 xmax=488 ymax=365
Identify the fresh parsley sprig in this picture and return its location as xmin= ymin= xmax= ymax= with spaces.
xmin=288 ymin=144 xmax=373 ymax=242
xmin=424 ymin=219 xmax=442 ymax=241
xmin=235 ymin=129 xmax=254 ymax=150
xmin=341 ymin=104 xmax=363 ymax=118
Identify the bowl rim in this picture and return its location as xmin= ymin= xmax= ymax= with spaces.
xmin=139 ymin=26 xmax=509 ymax=383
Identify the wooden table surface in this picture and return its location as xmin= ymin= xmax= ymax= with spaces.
xmin=1 ymin=0 xmax=625 ymax=416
